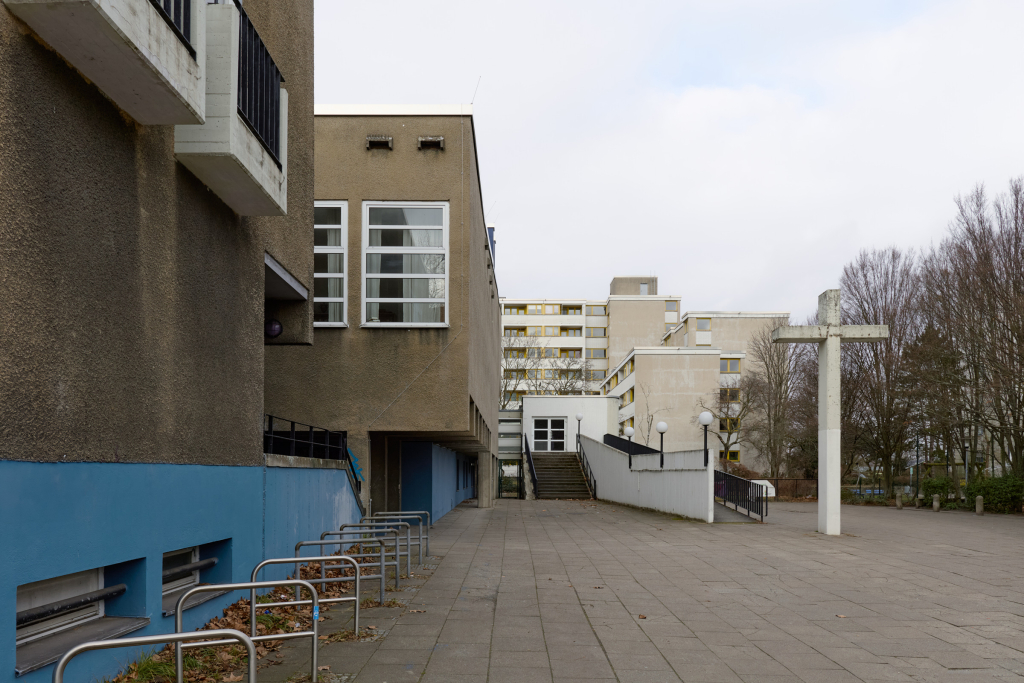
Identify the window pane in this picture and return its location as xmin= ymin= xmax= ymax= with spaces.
xmin=314 ymin=207 xmax=342 ymax=224
xmin=551 ymin=419 xmax=565 ymax=430
xmin=314 ymin=278 xmax=344 ymax=298
xmin=369 ymin=207 xmax=443 ymax=226
xmin=366 ymin=278 xmax=445 ymax=298
xmin=666 ymin=301 xmax=678 ymax=311
xmin=314 ymin=228 xmax=343 ymax=247
xmin=369 ymin=229 xmax=443 ymax=247
xmin=314 ymin=302 xmax=344 ymax=323
xmin=697 ymin=318 xmax=711 ymax=330
xmin=314 ymin=253 xmax=344 ymax=273
xmin=366 ymin=254 xmax=445 ymax=274
xmin=367 ymin=302 xmax=445 ymax=323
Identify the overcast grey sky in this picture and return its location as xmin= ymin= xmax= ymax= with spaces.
xmin=314 ymin=1 xmax=1024 ymax=318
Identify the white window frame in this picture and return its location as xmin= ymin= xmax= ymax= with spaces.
xmin=16 ymin=568 xmax=104 ymax=645
xmin=162 ymin=547 xmax=200 ymax=596
xmin=532 ymin=417 xmax=567 ymax=452
xmin=361 ymin=201 xmax=449 ymax=328
xmin=313 ymin=200 xmax=348 ymax=327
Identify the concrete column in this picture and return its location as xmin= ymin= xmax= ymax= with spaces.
xmin=817 ymin=292 xmax=842 ymax=535
xmin=976 ymin=496 xmax=984 ymax=515
xmin=933 ymin=494 xmax=940 ymax=511
xmin=476 ymin=453 xmax=494 ymax=509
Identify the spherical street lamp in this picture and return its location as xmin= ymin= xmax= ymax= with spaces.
xmin=698 ymin=411 xmax=714 ymax=467
xmin=575 ymin=413 xmax=583 ymax=453
xmin=624 ymin=426 xmax=636 ymax=469
xmin=656 ymin=421 xmax=668 ymax=468
xmin=624 ymin=427 xmax=635 ymax=441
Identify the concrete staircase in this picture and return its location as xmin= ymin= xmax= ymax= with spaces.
xmin=532 ymin=451 xmax=592 ymax=499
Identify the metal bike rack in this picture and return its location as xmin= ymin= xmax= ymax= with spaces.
xmin=310 ymin=529 xmax=400 ymax=595
xmin=344 ymin=521 xmax=412 ymax=576
xmin=252 ymin=556 xmax=359 ymax=634
xmin=53 ymin=630 xmax=257 ymax=683
xmin=365 ymin=512 xmax=430 ymax=562
xmin=173 ymin=580 xmax=319 ymax=683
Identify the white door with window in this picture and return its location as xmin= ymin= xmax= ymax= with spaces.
xmin=533 ymin=418 xmax=566 ymax=451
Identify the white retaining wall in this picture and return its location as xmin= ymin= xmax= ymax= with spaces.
xmin=581 ymin=435 xmax=714 ymax=523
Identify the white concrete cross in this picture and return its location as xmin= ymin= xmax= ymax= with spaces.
xmin=772 ymin=290 xmax=889 ymax=535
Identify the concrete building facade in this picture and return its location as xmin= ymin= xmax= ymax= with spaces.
xmin=264 ymin=105 xmax=501 ymax=518
xmin=0 ymin=2 xmax=362 ymax=682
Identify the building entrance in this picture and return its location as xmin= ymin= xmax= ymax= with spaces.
xmin=498 ymin=459 xmax=524 ymax=499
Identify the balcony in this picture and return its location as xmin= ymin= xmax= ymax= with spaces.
xmin=4 ymin=0 xmax=205 ymax=124
xmin=174 ymin=0 xmax=287 ymax=216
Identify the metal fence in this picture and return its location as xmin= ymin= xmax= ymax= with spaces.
xmin=235 ymin=0 xmax=282 ymax=165
xmin=715 ymin=470 xmax=767 ymax=522
xmin=576 ymin=434 xmax=596 ymax=498
xmin=264 ymin=415 xmax=346 ymax=460
xmin=148 ymin=0 xmax=194 ymax=57
xmin=523 ymin=435 xmax=539 ymax=497
xmin=764 ymin=478 xmax=817 ymax=499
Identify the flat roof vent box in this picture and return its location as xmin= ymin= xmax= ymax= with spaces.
xmin=418 ymin=136 xmax=444 ymax=150
xmin=366 ymin=135 xmax=393 ymax=150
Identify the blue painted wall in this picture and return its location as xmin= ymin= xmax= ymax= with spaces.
xmin=401 ymin=443 xmax=474 ymax=524
xmin=0 ymin=460 xmax=361 ymax=683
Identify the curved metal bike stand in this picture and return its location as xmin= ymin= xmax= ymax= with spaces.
xmin=365 ymin=512 xmax=430 ymax=562
xmin=252 ymin=556 xmax=359 ymax=634
xmin=173 ymin=580 xmax=318 ymax=683
xmin=51 ymin=629 xmax=256 ymax=683
xmin=318 ymin=528 xmax=400 ymax=595
xmin=347 ymin=521 xmax=412 ymax=576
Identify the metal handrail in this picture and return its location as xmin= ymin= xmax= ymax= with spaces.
xmin=174 ymin=580 xmax=317 ymax=683
xmin=54 ymin=630 xmax=256 ymax=683
xmin=252 ymin=556 xmax=359 ymax=633
xmin=264 ymin=414 xmax=347 ymax=461
xmin=604 ymin=433 xmax=659 ymax=456
xmin=576 ymin=434 xmax=596 ymax=499
xmin=523 ymin=434 xmax=539 ymax=497
xmin=17 ymin=584 xmax=126 ymax=628
xmin=714 ymin=470 xmax=767 ymax=522
xmin=234 ymin=0 xmax=282 ymax=166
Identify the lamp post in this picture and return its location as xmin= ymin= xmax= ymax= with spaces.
xmin=963 ymin=442 xmax=970 ymax=488
xmin=698 ymin=411 xmax=713 ymax=467
xmin=575 ymin=413 xmax=583 ymax=454
xmin=656 ymin=422 xmax=668 ymax=468
xmin=624 ymin=427 xmax=635 ymax=470
xmin=915 ymin=440 xmax=921 ymax=499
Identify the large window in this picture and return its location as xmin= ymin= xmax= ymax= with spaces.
xmin=721 ymin=359 xmax=741 ymax=373
xmin=363 ymin=202 xmax=448 ymax=326
xmin=587 ymin=305 xmax=607 ymax=315
xmin=314 ymin=201 xmax=347 ymax=326
xmin=586 ymin=349 xmax=606 ymax=359
xmin=504 ymin=305 xmax=526 ymax=315
xmin=586 ymin=327 xmax=606 ymax=337
xmin=533 ymin=418 xmax=566 ymax=451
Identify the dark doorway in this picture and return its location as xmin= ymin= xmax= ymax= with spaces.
xmin=499 ymin=459 xmax=524 ymax=499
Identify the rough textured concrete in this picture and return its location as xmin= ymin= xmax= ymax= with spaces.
xmin=264 ymin=113 xmax=501 ymax=511
xmin=309 ymin=499 xmax=1024 ymax=682
xmin=0 ymin=0 xmax=313 ymax=465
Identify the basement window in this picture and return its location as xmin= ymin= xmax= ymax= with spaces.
xmin=366 ymin=135 xmax=393 ymax=150
xmin=160 ymin=543 xmax=224 ymax=616
xmin=417 ymin=136 xmax=444 ymax=150
xmin=16 ymin=569 xmax=106 ymax=646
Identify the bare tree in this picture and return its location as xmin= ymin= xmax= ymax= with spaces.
xmin=544 ymin=354 xmax=594 ymax=395
xmin=500 ymin=334 xmax=542 ymax=409
xmin=841 ymin=247 xmax=922 ymax=494
xmin=636 ymin=381 xmax=667 ymax=447
xmin=696 ymin=375 xmax=755 ymax=470
xmin=743 ymin=318 xmax=794 ymax=477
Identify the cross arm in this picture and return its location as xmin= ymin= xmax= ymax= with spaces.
xmin=772 ymin=326 xmax=827 ymax=344
xmin=838 ymin=325 xmax=889 ymax=342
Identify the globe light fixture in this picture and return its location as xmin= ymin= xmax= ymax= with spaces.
xmin=656 ymin=421 xmax=668 ymax=468
xmin=698 ymin=411 xmax=714 ymax=466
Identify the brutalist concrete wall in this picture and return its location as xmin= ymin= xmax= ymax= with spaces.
xmin=264 ymin=113 xmax=500 ymax=509
xmin=0 ymin=0 xmax=313 ymax=466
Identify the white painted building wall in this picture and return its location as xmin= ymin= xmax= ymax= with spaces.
xmin=581 ymin=436 xmax=714 ymax=523
xmin=522 ymin=395 xmax=618 ymax=449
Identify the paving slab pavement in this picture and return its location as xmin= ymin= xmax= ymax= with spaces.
xmin=293 ymin=499 xmax=1024 ymax=682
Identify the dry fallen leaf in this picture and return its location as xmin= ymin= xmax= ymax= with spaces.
xmin=639 ymin=615 xmax=647 ymax=619
xmin=410 ymin=609 xmax=426 ymax=613
xmin=318 ymin=666 xmax=331 ymax=671
xmin=837 ymin=615 xmax=846 ymax=618
xmin=367 ymin=625 xmax=377 ymax=630
xmin=318 ymin=636 xmax=329 ymax=640
xmin=223 ymin=675 xmax=243 ymax=682
xmin=594 ymin=586 xmax=603 ymax=589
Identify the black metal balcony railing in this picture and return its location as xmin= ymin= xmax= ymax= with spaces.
xmin=715 ymin=470 xmax=767 ymax=522
xmin=235 ymin=0 xmax=282 ymax=167
xmin=149 ymin=0 xmax=195 ymax=58
xmin=523 ymin=435 xmax=539 ymax=497
xmin=263 ymin=415 xmax=346 ymax=461
xmin=576 ymin=435 xmax=596 ymax=498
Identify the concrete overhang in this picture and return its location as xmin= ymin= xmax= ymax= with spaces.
xmin=264 ymin=253 xmax=307 ymax=301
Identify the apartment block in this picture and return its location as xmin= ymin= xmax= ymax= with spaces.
xmin=500 ymin=277 xmax=680 ymax=405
